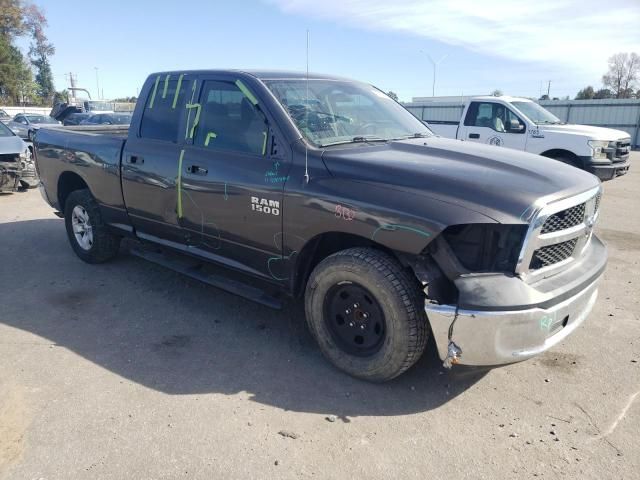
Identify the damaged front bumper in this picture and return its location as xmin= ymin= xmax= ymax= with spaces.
xmin=426 ymin=236 xmax=606 ymax=368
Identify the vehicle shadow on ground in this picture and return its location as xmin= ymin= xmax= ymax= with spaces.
xmin=0 ymin=219 xmax=488 ymax=417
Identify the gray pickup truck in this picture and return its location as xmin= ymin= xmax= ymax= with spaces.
xmin=34 ymin=70 xmax=607 ymax=382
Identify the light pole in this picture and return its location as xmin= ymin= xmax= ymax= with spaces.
xmin=94 ymin=67 xmax=100 ymax=99
xmin=421 ymin=51 xmax=448 ymax=97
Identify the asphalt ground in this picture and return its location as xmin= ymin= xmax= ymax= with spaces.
xmin=1 ymin=153 xmax=638 ymax=479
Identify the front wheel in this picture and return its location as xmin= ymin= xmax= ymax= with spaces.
xmin=64 ymin=189 xmax=120 ymax=263
xmin=305 ymin=247 xmax=429 ymax=382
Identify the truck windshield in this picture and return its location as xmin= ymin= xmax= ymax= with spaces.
xmin=265 ymin=79 xmax=432 ymax=147
xmin=511 ymin=101 xmax=562 ymax=125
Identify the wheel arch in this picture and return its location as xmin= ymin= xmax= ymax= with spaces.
xmin=290 ymin=231 xmax=415 ymax=298
xmin=540 ymin=148 xmax=582 ymax=167
xmin=57 ymin=171 xmax=89 ymax=213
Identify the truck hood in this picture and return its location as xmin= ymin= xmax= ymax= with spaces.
xmin=538 ymin=123 xmax=630 ymax=141
xmin=321 ymin=137 xmax=600 ymax=223
xmin=0 ymin=135 xmax=26 ymax=155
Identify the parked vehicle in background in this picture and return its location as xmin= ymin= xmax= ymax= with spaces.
xmin=0 ymin=121 xmax=31 ymax=192
xmin=426 ymin=96 xmax=631 ymax=181
xmin=0 ymin=109 xmax=11 ymax=124
xmin=7 ymin=114 xmax=61 ymax=141
xmin=80 ymin=113 xmax=132 ymax=125
xmin=63 ymin=113 xmax=91 ymax=126
xmin=35 ymin=70 xmax=606 ymax=382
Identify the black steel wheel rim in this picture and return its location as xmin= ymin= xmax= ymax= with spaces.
xmin=323 ymin=282 xmax=386 ymax=357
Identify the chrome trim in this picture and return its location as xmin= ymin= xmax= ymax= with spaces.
xmin=516 ymin=185 xmax=602 ymax=281
xmin=426 ymin=279 xmax=600 ymax=366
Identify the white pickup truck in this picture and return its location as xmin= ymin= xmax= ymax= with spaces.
xmin=426 ymin=96 xmax=631 ymax=181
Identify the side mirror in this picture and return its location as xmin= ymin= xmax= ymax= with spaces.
xmin=509 ymin=118 xmax=524 ymax=132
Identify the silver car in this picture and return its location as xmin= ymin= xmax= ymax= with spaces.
xmin=0 ymin=122 xmax=35 ymax=192
xmin=7 ymin=113 xmax=60 ymax=141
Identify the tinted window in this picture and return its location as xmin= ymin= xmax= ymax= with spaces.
xmin=193 ymin=80 xmax=267 ymax=155
xmin=140 ymin=74 xmax=193 ymax=142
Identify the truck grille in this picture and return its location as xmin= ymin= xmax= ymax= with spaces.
xmin=530 ymin=239 xmax=578 ymax=269
xmin=612 ymin=138 xmax=631 ymax=162
xmin=517 ymin=187 xmax=602 ymax=279
xmin=541 ymin=203 xmax=585 ymax=234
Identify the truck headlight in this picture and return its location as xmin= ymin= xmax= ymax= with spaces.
xmin=587 ymin=140 xmax=609 ymax=160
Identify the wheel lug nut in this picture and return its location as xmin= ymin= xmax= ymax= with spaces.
xmin=349 ymin=322 xmax=355 ymax=327
xmin=353 ymin=303 xmax=359 ymax=308
xmin=362 ymin=312 xmax=369 ymax=319
xmin=345 ymin=309 xmax=351 ymax=314
xmin=360 ymin=324 xmax=365 ymax=330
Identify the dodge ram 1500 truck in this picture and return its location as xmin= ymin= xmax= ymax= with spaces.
xmin=34 ymin=70 xmax=607 ymax=382
xmin=426 ymin=96 xmax=631 ymax=181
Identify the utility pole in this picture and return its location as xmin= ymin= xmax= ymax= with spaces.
xmin=94 ymin=67 xmax=100 ymax=100
xmin=547 ymin=80 xmax=551 ymax=98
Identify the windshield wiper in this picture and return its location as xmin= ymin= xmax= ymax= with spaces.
xmin=320 ymin=136 xmax=388 ymax=147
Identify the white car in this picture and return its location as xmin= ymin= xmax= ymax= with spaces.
xmin=426 ymin=96 xmax=631 ymax=181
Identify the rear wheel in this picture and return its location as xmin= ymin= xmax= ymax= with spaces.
xmin=305 ymin=247 xmax=429 ymax=382
xmin=64 ymin=189 xmax=120 ymax=263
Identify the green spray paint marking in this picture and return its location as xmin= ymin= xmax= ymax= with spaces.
xmin=148 ymin=75 xmax=160 ymax=108
xmin=184 ymin=80 xmax=198 ymax=139
xmin=162 ymin=74 xmax=170 ymax=98
xmin=185 ymin=103 xmax=201 ymax=139
xmin=171 ymin=74 xmax=184 ymax=109
xmin=262 ymin=131 xmax=267 ymax=156
xmin=177 ymin=149 xmax=185 ymax=218
xmin=371 ymin=224 xmax=431 ymax=241
xmin=204 ymin=132 xmax=217 ymax=146
xmin=235 ymin=79 xmax=258 ymax=105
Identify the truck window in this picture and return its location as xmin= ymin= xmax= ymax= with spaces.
xmin=193 ymin=80 xmax=267 ymax=156
xmin=139 ymin=75 xmax=194 ymax=143
xmin=464 ymin=102 xmax=523 ymax=133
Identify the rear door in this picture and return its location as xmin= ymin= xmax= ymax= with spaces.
xmin=178 ymin=74 xmax=290 ymax=279
xmin=460 ymin=101 xmax=528 ymax=150
xmin=121 ymin=73 xmax=196 ymax=244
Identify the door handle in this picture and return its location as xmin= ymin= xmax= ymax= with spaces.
xmin=128 ymin=155 xmax=144 ymax=164
xmin=187 ymin=165 xmax=208 ymax=176
xmin=469 ymin=133 xmax=480 ymax=139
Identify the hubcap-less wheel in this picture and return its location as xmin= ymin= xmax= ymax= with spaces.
xmin=323 ymin=283 xmax=386 ymax=357
xmin=71 ymin=205 xmax=93 ymax=250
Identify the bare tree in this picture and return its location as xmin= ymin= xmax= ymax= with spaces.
xmin=602 ymin=52 xmax=640 ymax=98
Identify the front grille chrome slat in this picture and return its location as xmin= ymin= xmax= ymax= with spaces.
xmin=516 ymin=186 xmax=602 ymax=281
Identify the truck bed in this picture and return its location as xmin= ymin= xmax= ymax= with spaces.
xmin=34 ymin=126 xmax=128 ymax=214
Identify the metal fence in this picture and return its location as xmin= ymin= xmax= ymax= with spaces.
xmin=404 ymin=98 xmax=640 ymax=147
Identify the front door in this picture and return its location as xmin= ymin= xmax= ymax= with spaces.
xmin=460 ymin=101 xmax=528 ymax=151
xmin=178 ymin=76 xmax=290 ymax=280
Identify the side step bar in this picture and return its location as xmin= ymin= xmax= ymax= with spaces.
xmin=129 ymin=246 xmax=284 ymax=309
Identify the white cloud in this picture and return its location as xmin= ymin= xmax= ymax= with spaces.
xmin=266 ymin=0 xmax=640 ymax=77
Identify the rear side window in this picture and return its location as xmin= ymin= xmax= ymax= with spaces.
xmin=193 ymin=80 xmax=267 ymax=156
xmin=140 ymin=74 xmax=194 ymax=142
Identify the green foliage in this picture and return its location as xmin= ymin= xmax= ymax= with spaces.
xmin=386 ymin=91 xmax=399 ymax=101
xmin=594 ymin=88 xmax=613 ymax=99
xmin=0 ymin=1 xmax=55 ymax=106
xmin=575 ymin=86 xmax=595 ymax=100
xmin=491 ymin=89 xmax=503 ymax=96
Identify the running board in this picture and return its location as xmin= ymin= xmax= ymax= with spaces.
xmin=129 ymin=246 xmax=284 ymax=309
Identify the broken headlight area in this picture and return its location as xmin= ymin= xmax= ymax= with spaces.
xmin=436 ymin=224 xmax=527 ymax=274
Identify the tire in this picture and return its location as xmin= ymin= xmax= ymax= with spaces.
xmin=64 ymin=189 xmax=120 ymax=263
xmin=551 ymin=155 xmax=580 ymax=168
xmin=305 ymin=247 xmax=429 ymax=382
xmin=27 ymin=130 xmax=34 ymax=141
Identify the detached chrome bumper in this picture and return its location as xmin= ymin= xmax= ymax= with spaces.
xmin=426 ymin=278 xmax=600 ymax=367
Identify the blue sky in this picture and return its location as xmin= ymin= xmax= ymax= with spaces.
xmin=21 ymin=0 xmax=640 ymax=102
